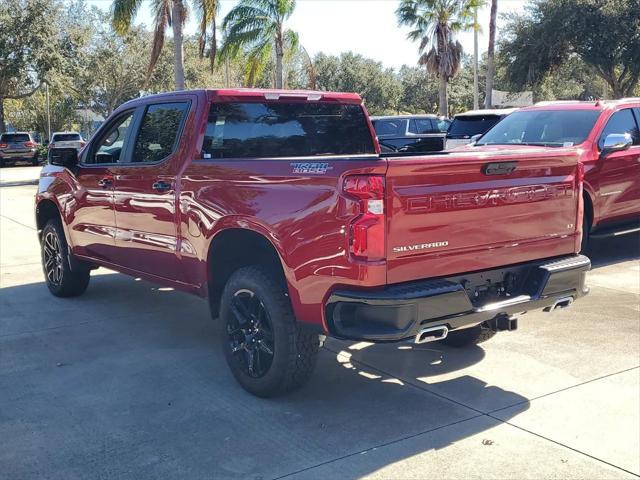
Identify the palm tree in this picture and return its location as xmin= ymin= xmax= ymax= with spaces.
xmin=112 ymin=0 xmax=218 ymax=91
xmin=220 ymin=0 xmax=297 ymax=89
xmin=484 ymin=0 xmax=497 ymax=108
xmin=397 ymin=0 xmax=481 ymax=116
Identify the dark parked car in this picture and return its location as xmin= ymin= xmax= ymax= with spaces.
xmin=0 ymin=132 xmax=38 ymax=167
xmin=372 ymin=114 xmax=450 ymax=153
xmin=446 ymin=109 xmax=516 ymax=150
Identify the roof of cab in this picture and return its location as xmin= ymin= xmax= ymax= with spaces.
xmin=454 ymin=108 xmax=518 ymax=117
xmin=520 ymin=98 xmax=640 ymax=112
xmin=207 ymin=88 xmax=363 ymax=103
xmin=118 ymin=88 xmax=364 ymax=110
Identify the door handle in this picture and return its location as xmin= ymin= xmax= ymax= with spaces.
xmin=97 ymin=177 xmax=112 ymax=188
xmin=152 ymin=181 xmax=172 ymax=192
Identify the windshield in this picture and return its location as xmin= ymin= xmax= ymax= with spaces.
xmin=477 ymin=110 xmax=601 ymax=147
xmin=448 ymin=115 xmax=503 ymax=137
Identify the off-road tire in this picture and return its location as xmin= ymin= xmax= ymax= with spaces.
xmin=441 ymin=324 xmax=496 ymax=347
xmin=220 ymin=265 xmax=320 ymax=397
xmin=580 ymin=214 xmax=591 ymax=253
xmin=41 ymin=219 xmax=90 ymax=297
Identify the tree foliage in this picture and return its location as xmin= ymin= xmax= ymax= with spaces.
xmin=314 ymin=52 xmax=402 ymax=115
xmin=0 ymin=0 xmax=66 ymax=131
xmin=220 ymin=0 xmax=297 ymax=89
xmin=500 ymin=0 xmax=640 ymax=98
xmin=396 ymin=0 xmax=482 ymax=115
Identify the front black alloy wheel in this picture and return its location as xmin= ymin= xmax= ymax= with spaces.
xmin=227 ymin=289 xmax=275 ymax=378
xmin=43 ymin=229 xmax=64 ymax=287
xmin=220 ymin=265 xmax=320 ymax=397
xmin=41 ymin=219 xmax=90 ymax=297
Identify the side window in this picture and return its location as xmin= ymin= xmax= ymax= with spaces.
xmin=87 ymin=111 xmax=134 ymax=164
xmin=375 ymin=119 xmax=406 ymax=137
xmin=410 ymin=119 xmax=435 ymax=134
xmin=599 ymin=108 xmax=640 ymax=149
xmin=132 ymin=102 xmax=188 ymax=163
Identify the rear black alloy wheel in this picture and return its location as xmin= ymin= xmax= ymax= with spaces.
xmin=220 ymin=265 xmax=320 ymax=397
xmin=43 ymin=230 xmax=64 ymax=286
xmin=227 ymin=289 xmax=275 ymax=378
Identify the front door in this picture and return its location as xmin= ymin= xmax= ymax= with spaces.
xmin=596 ymin=108 xmax=640 ymax=226
xmin=68 ymin=110 xmax=136 ymax=262
xmin=110 ymin=100 xmax=191 ymax=282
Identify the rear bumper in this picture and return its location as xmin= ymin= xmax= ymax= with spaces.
xmin=0 ymin=151 xmax=37 ymax=160
xmin=325 ymin=254 xmax=590 ymax=342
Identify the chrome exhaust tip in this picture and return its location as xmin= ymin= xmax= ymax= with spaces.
xmin=415 ymin=325 xmax=449 ymax=344
xmin=543 ymin=296 xmax=574 ymax=313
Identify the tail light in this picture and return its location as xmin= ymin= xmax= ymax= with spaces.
xmin=80 ymin=141 xmax=86 ymax=148
xmin=48 ymin=143 xmax=55 ymax=149
xmin=0 ymin=143 xmax=7 ymax=148
xmin=24 ymin=141 xmax=36 ymax=148
xmin=343 ymin=175 xmax=386 ymax=261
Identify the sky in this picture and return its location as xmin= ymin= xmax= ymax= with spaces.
xmin=87 ymin=0 xmax=528 ymax=71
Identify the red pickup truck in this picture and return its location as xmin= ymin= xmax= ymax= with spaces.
xmin=37 ymin=89 xmax=590 ymax=397
xmin=471 ymin=99 xmax=640 ymax=249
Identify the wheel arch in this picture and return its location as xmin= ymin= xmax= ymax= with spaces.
xmin=35 ymin=198 xmax=63 ymax=239
xmin=206 ymin=226 xmax=292 ymax=318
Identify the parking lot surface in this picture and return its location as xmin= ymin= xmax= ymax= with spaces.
xmin=1 ymin=172 xmax=639 ymax=479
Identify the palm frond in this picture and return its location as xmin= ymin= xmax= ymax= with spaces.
xmin=144 ymin=0 xmax=171 ymax=85
xmin=112 ymin=0 xmax=143 ymax=35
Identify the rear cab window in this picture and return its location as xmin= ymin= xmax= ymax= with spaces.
xmin=52 ymin=133 xmax=81 ymax=142
xmin=1 ymin=133 xmax=31 ymax=143
xmin=202 ymin=102 xmax=376 ymax=159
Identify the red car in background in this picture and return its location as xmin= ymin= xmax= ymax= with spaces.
xmin=471 ymin=99 xmax=640 ymax=249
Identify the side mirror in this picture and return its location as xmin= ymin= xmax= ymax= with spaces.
xmin=49 ymin=148 xmax=78 ymax=168
xmin=600 ymin=133 xmax=632 ymax=158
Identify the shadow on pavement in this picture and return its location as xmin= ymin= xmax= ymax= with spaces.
xmin=0 ymin=273 xmax=530 ymax=480
xmin=588 ymin=232 xmax=639 ymax=268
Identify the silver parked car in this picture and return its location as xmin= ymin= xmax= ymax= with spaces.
xmin=0 ymin=132 xmax=39 ymax=167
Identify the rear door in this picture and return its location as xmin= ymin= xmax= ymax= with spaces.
xmin=385 ymin=149 xmax=581 ymax=284
xmin=110 ymin=99 xmax=192 ymax=282
xmin=594 ymin=107 xmax=640 ymax=225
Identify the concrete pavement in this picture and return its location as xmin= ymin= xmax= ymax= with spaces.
xmin=1 ymin=183 xmax=639 ymax=479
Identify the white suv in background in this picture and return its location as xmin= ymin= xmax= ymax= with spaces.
xmin=49 ymin=132 xmax=85 ymax=151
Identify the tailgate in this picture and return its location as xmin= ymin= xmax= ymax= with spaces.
xmin=385 ymin=148 xmax=581 ymax=284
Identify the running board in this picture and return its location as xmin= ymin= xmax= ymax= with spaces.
xmin=590 ymin=225 xmax=640 ymax=239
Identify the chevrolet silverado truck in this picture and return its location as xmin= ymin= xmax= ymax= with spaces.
xmin=37 ymin=89 xmax=590 ymax=397
xmin=471 ymin=99 xmax=640 ymax=249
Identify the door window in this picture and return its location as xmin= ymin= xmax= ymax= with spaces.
xmin=132 ymin=102 xmax=189 ymax=163
xmin=87 ymin=111 xmax=134 ymax=164
xmin=599 ymin=108 xmax=640 ymax=149
xmin=409 ymin=119 xmax=435 ymax=134
xmin=372 ymin=119 xmax=408 ymax=137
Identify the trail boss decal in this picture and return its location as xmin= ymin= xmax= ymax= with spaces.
xmin=290 ymin=162 xmax=333 ymax=174
xmin=393 ymin=241 xmax=449 ymax=253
